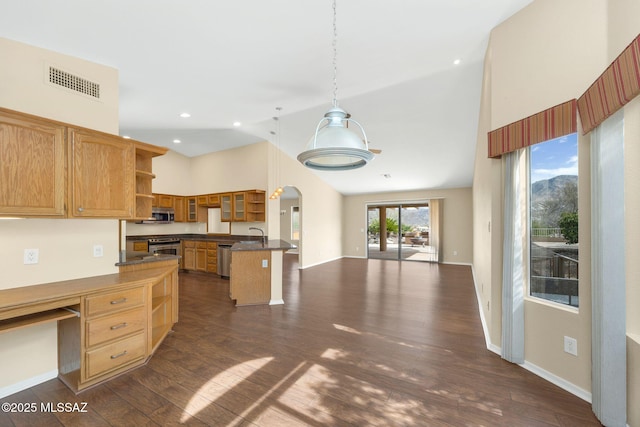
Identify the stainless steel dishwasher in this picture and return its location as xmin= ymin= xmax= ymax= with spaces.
xmin=217 ymin=244 xmax=232 ymax=278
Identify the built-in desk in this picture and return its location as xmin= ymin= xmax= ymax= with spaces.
xmin=0 ymin=259 xmax=178 ymax=393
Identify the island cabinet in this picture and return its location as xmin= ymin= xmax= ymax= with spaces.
xmin=182 ymin=240 xmax=217 ymax=273
xmin=0 ymin=108 xmax=66 ymax=217
xmin=230 ymin=249 xmax=271 ymax=306
xmin=0 ymin=260 xmax=179 ymax=393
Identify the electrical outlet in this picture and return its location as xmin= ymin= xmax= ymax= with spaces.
xmin=262 ymin=259 xmax=268 ymax=268
xmin=93 ymin=245 xmax=104 ymax=257
xmin=564 ymin=336 xmax=578 ymax=356
xmin=24 ymin=248 xmax=39 ymax=264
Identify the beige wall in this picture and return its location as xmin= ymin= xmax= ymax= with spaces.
xmin=0 ymin=38 xmax=120 ymax=397
xmin=473 ymin=0 xmax=640 ymax=421
xmin=342 ymin=188 xmax=472 ymax=264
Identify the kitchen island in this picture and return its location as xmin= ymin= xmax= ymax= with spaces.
xmin=230 ymin=239 xmax=295 ymax=306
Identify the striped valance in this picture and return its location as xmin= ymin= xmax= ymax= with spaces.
xmin=578 ymin=34 xmax=640 ymax=134
xmin=488 ymin=100 xmax=577 ymax=158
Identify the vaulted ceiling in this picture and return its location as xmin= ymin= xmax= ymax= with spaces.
xmin=1 ymin=0 xmax=533 ymax=195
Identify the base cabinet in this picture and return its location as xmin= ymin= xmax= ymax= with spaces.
xmin=56 ymin=262 xmax=178 ymax=393
xmin=229 ymin=250 xmax=271 ymax=306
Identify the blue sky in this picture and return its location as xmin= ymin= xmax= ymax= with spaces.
xmin=530 ymin=133 xmax=578 ymax=183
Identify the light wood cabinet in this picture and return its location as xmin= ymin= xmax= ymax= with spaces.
xmin=207 ymin=242 xmax=218 ymax=273
xmin=182 ymin=240 xmax=196 ymax=270
xmin=68 ymin=128 xmax=134 ymax=218
xmin=0 ymin=108 xmax=166 ymax=220
xmin=220 ymin=193 xmax=232 ymax=221
xmin=246 ymin=190 xmax=266 ymax=222
xmin=0 ymin=108 xmax=66 ymax=217
xmin=232 ymin=192 xmax=246 ymax=221
xmin=196 ymin=241 xmax=208 ymax=272
xmin=157 ymin=194 xmax=173 ymax=208
xmin=133 ymin=143 xmax=165 ymax=220
xmin=1 ymin=260 xmax=179 ymax=394
xmin=173 ymin=196 xmax=185 ymax=222
xmin=187 ymin=197 xmax=197 ymax=222
xmin=230 ymin=250 xmax=271 ymax=306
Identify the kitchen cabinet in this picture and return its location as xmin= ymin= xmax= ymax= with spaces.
xmin=206 ymin=242 xmax=218 ymax=273
xmin=0 ymin=108 xmax=166 ymax=220
xmin=220 ymin=193 xmax=232 ymax=221
xmin=0 ymin=108 xmax=66 ymax=217
xmin=232 ymin=192 xmax=246 ymax=221
xmin=157 ymin=194 xmax=173 ymax=208
xmin=173 ymin=196 xmax=185 ymax=222
xmin=246 ymin=190 xmax=266 ymax=222
xmin=68 ymin=128 xmax=135 ymax=218
xmin=182 ymin=241 xmax=196 ymax=270
xmin=196 ymin=241 xmax=207 ymax=272
xmin=230 ymin=249 xmax=271 ymax=305
xmin=187 ymin=197 xmax=197 ymax=222
xmin=134 ymin=143 xmax=165 ymax=220
xmin=149 ymin=266 xmax=178 ymax=352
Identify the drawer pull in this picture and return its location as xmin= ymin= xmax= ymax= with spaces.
xmin=110 ymin=322 xmax=128 ymax=330
xmin=110 ymin=350 xmax=128 ymax=360
xmin=110 ymin=297 xmax=127 ymax=305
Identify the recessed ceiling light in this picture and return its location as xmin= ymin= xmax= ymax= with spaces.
xmin=383 ymin=173 xmax=391 ymax=179
xmin=453 ymin=59 xmax=461 ymax=65
xmin=180 ymin=112 xmax=191 ymax=118
xmin=233 ymin=121 xmax=242 ymax=127
xmin=173 ymin=139 xmax=181 ymax=144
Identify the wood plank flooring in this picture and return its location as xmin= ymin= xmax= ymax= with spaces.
xmin=1 ymin=255 xmax=602 ymax=426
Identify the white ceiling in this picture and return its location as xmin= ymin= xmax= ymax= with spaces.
xmin=1 ymin=0 xmax=533 ymax=195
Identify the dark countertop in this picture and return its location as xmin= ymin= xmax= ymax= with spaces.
xmin=126 ymin=234 xmax=263 ymax=244
xmin=231 ymin=239 xmax=296 ymax=252
xmin=115 ymin=251 xmax=181 ymax=267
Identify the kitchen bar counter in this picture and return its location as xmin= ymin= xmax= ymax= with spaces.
xmin=231 ymin=239 xmax=296 ymax=252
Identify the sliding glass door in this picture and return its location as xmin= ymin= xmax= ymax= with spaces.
xmin=367 ymin=203 xmax=437 ymax=262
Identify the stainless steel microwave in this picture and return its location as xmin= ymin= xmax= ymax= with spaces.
xmin=148 ymin=207 xmax=174 ymax=223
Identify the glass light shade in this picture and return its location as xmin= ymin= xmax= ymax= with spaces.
xmin=298 ymin=107 xmax=374 ymax=171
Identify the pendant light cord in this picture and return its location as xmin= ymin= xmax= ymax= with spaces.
xmin=332 ymin=0 xmax=338 ymax=108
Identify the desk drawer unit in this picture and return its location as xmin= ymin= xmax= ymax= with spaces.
xmin=84 ymin=286 xmax=145 ymax=317
xmin=85 ymin=332 xmax=146 ymax=379
xmin=85 ymin=306 xmax=146 ymax=348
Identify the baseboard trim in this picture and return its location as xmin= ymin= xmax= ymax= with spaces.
xmin=0 ymin=369 xmax=58 ymax=399
xmin=521 ymin=360 xmax=592 ymax=403
xmin=470 ymin=264 xmax=494 ymax=352
xmin=269 ymin=299 xmax=284 ymax=306
xmin=298 ymin=256 xmax=344 ymax=270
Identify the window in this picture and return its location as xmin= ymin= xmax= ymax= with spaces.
xmin=529 ymin=133 xmax=579 ymax=307
xmin=291 ymin=206 xmax=300 ymax=240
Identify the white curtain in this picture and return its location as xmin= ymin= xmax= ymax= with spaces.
xmin=591 ymin=110 xmax=626 ymax=426
xmin=501 ymin=150 xmax=526 ymax=364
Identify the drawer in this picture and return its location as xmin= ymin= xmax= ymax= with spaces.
xmin=85 ymin=307 xmax=146 ymax=348
xmin=84 ymin=287 xmax=144 ymax=318
xmin=207 ymin=242 xmax=217 ymax=249
xmin=183 ymin=240 xmax=195 ymax=248
xmin=196 ymin=241 xmax=207 ymax=249
xmin=85 ymin=332 xmax=146 ymax=379
xmin=132 ymin=241 xmax=148 ymax=252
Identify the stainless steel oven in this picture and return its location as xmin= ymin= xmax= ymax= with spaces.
xmin=148 ymin=237 xmax=181 ymax=257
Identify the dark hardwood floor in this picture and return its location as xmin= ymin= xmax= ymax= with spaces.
xmin=1 ymin=255 xmax=602 ymax=426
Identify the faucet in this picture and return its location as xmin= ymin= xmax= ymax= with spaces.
xmin=249 ymin=227 xmax=266 ymax=244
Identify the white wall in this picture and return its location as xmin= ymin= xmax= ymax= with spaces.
xmin=473 ymin=0 xmax=640 ymax=417
xmin=0 ymin=38 xmax=121 ymax=397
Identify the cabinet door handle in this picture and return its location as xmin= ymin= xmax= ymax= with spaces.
xmin=110 ymin=350 xmax=128 ymax=360
xmin=110 ymin=322 xmax=128 ymax=330
xmin=78 ymin=207 xmax=84 ymax=212
xmin=110 ymin=297 xmax=127 ymax=305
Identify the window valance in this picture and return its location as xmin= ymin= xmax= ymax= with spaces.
xmin=487 ymin=100 xmax=577 ymax=159
xmin=578 ymin=33 xmax=640 ymax=134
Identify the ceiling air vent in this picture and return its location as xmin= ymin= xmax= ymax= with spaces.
xmin=48 ymin=66 xmax=100 ymax=99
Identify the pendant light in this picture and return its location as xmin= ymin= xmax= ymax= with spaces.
xmin=270 ymin=107 xmax=284 ymax=200
xmin=297 ymin=0 xmax=374 ymax=171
